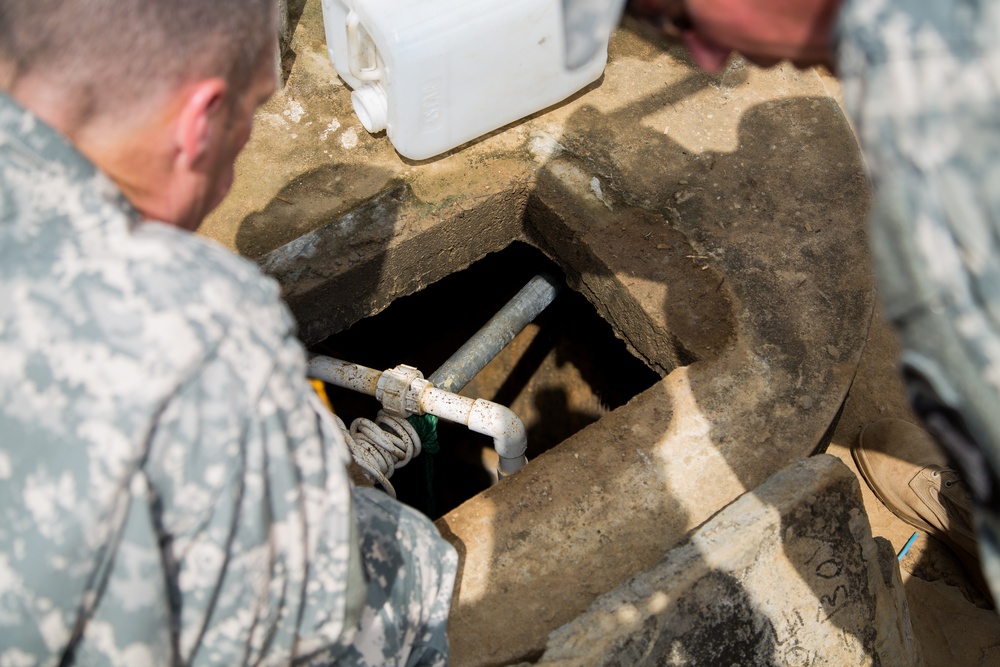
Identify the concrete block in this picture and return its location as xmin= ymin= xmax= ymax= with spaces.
xmin=527 ymin=455 xmax=921 ymax=666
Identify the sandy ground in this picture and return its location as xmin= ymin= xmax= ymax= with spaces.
xmin=826 ymin=306 xmax=1000 ymax=664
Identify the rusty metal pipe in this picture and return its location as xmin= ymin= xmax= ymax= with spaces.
xmin=428 ymin=273 xmax=562 ymax=393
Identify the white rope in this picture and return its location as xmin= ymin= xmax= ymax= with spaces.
xmin=337 ymin=410 xmax=422 ymax=498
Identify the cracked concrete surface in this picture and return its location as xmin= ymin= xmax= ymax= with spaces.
xmin=526 ymin=455 xmax=921 ymax=667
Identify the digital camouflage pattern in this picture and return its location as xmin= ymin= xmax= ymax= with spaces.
xmin=0 ymin=92 xmax=455 ymax=666
xmin=835 ymin=0 xmax=1000 ymax=599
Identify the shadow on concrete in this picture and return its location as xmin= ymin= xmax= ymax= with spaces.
xmin=287 ymin=0 xmax=308 ymax=37
xmin=237 ymin=163 xmax=411 ymax=344
xmin=598 ymin=571 xmax=781 ymax=666
xmin=236 ymin=162 xmax=400 ymax=260
xmin=442 ymin=40 xmax=873 ymax=663
xmin=524 ymin=457 xmax=914 ymax=666
xmin=278 ymin=0 xmax=310 ymax=85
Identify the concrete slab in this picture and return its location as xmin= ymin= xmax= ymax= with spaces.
xmin=524 ymin=455 xmax=920 ymax=666
xmin=202 ymin=2 xmax=874 ymax=664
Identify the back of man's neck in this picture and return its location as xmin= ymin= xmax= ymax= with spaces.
xmin=9 ymin=79 xmax=182 ymax=226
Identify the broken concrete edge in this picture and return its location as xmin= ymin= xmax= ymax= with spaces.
xmin=256 ymin=160 xmax=747 ymax=373
xmin=873 ymin=536 xmax=924 ymax=667
xmin=254 ymin=164 xmax=873 ymax=666
xmin=516 ymin=454 xmax=922 ymax=667
xmin=524 ymin=177 xmax=737 ymax=376
xmin=257 ymin=186 xmax=534 ymax=346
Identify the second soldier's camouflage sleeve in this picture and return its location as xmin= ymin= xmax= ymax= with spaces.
xmin=322 ymin=487 xmax=458 ymax=667
xmin=64 ymin=243 xmax=369 ymax=665
xmin=0 ymin=92 xmax=456 ymax=666
xmin=834 ymin=0 xmax=1000 ymax=601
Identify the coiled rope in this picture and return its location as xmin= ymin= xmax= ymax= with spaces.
xmin=337 ymin=410 xmax=421 ymax=498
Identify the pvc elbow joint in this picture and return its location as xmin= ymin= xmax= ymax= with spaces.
xmin=467 ymin=399 xmax=527 ymax=477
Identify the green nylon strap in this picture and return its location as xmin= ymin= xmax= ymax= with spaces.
xmin=408 ymin=413 xmax=440 ymax=454
xmin=407 ymin=414 xmax=440 ymax=516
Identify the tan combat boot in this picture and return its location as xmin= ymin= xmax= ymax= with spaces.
xmin=852 ymin=418 xmax=978 ymax=563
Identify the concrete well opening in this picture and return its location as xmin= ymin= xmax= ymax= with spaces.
xmin=310 ymin=241 xmax=661 ymax=518
xmin=252 ymin=134 xmax=871 ymax=663
xmin=230 ymin=14 xmax=876 ymax=661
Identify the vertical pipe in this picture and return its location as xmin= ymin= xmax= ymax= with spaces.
xmin=428 ymin=273 xmax=562 ymax=393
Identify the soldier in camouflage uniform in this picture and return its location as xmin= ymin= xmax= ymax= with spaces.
xmin=583 ymin=0 xmax=1000 ymax=600
xmin=834 ymin=0 xmax=1000 ymax=602
xmin=0 ymin=1 xmax=456 ymax=664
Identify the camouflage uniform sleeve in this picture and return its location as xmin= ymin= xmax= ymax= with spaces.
xmin=329 ymin=487 xmax=457 ymax=667
xmin=122 ymin=254 xmax=457 ymax=667
xmin=834 ymin=0 xmax=1000 ymax=599
xmin=0 ymin=93 xmax=454 ymax=666
xmin=74 ymin=272 xmax=367 ymax=666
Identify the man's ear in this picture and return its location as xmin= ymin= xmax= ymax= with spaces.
xmin=174 ymin=78 xmax=228 ymax=168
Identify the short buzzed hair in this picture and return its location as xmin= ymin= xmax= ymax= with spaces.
xmin=0 ymin=0 xmax=275 ymax=124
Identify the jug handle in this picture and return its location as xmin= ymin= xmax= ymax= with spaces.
xmin=346 ymin=11 xmax=383 ymax=81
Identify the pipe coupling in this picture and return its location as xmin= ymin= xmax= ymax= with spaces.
xmin=376 ymin=364 xmax=424 ymax=416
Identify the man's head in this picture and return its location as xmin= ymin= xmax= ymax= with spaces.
xmin=667 ymin=0 xmax=842 ymax=72
xmin=564 ymin=0 xmax=842 ymax=73
xmin=0 ymin=0 xmax=278 ymax=230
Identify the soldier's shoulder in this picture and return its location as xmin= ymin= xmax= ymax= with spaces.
xmin=128 ymin=222 xmax=294 ymax=344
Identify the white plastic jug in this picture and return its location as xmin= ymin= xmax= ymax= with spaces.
xmin=320 ymin=0 xmax=610 ymax=160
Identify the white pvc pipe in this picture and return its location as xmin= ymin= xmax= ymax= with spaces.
xmin=307 ymin=355 xmax=528 ymax=475
xmin=416 ymin=385 xmax=528 ymax=475
xmin=308 ymin=355 xmax=382 ymax=396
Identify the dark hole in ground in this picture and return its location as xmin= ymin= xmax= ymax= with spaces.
xmin=310 ymin=242 xmax=659 ymax=518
